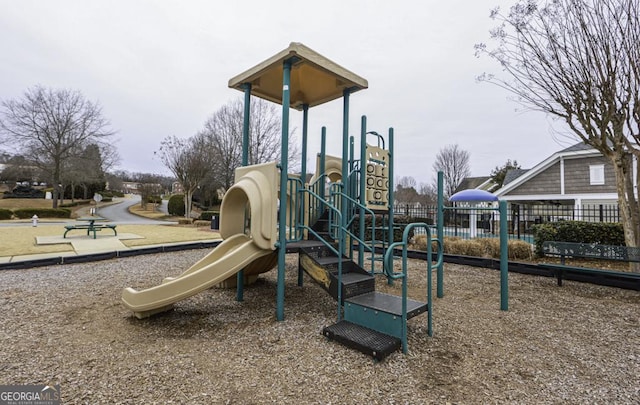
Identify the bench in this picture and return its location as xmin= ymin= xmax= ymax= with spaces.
xmin=541 ymin=241 xmax=640 ymax=286
xmin=63 ymin=224 xmax=117 ymax=239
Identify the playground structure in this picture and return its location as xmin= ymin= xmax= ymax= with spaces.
xmin=122 ymin=42 xmax=447 ymax=360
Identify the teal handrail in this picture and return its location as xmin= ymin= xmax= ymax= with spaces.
xmin=286 ymin=176 xmax=305 ymax=243
xmin=383 ymin=222 xmax=443 ymax=353
xmin=299 ymin=187 xmax=345 ymax=320
xmin=330 ymin=188 xmax=382 ymax=275
xmin=308 ymin=173 xmax=329 ymax=225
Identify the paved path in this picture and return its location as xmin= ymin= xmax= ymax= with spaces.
xmin=97 ymin=195 xmax=172 ymax=225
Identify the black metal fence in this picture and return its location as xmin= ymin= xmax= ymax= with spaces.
xmin=393 ymin=203 xmax=620 ymax=242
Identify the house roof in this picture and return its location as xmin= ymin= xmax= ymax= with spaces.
xmin=494 ymin=141 xmax=599 ymax=197
xmin=559 ymin=142 xmax=594 ymax=153
xmin=455 ymin=177 xmax=489 ymax=193
xmin=503 ymin=169 xmax=529 ymax=186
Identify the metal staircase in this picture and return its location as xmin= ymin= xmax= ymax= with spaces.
xmin=297 ymin=207 xmax=441 ymax=361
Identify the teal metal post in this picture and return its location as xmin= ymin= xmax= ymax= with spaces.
xmin=358 ymin=116 xmax=367 ymax=268
xmin=297 ymin=105 xmax=309 ymax=288
xmin=349 ymin=135 xmax=355 ymax=261
xmin=319 ymin=127 xmax=326 ymax=201
xmin=499 ymin=200 xmax=509 ymax=311
xmin=437 ymin=171 xmax=444 ymax=298
xmin=242 ymin=83 xmax=251 ymax=165
xmin=236 ymin=82 xmax=252 ymax=302
xmin=388 ymin=127 xmax=394 ymax=260
xmin=276 ymin=60 xmax=292 ymax=321
xmin=341 ymin=89 xmax=350 ymax=255
xmin=301 ymin=104 xmax=309 ymax=185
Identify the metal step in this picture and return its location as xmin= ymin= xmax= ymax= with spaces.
xmin=299 ymin=250 xmax=375 ymax=302
xmin=316 ymin=256 xmax=349 ymax=266
xmin=346 ymin=291 xmax=428 ymax=319
xmin=323 ymin=320 xmax=400 ymax=361
xmin=343 ymin=292 xmax=427 ymax=339
xmin=285 ymin=239 xmax=327 ymax=253
xmin=330 ymin=271 xmax=375 ymax=301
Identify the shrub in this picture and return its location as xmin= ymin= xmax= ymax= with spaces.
xmin=446 ymin=239 xmax=484 ymax=257
xmin=531 ymin=221 xmax=624 ymax=256
xmin=508 ymin=240 xmax=533 ymax=261
xmin=0 ymin=208 xmax=13 ymax=220
xmin=476 ymin=238 xmax=501 ymax=258
xmin=168 ymin=194 xmax=185 ymax=217
xmin=13 ymin=208 xmax=71 ymax=219
xmin=178 ymin=218 xmax=193 ymax=225
xmin=3 ymin=185 xmax=44 ymax=199
xmin=146 ymin=195 xmax=162 ymax=204
xmin=199 ymin=211 xmax=219 ymax=221
xmin=60 ymin=201 xmax=83 ymax=208
xmin=193 ymin=220 xmax=210 ymax=227
xmin=410 ymin=235 xmax=532 ymax=260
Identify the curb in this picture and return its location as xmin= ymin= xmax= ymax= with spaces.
xmin=0 ymin=240 xmax=222 ymax=270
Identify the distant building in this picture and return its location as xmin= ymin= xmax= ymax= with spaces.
xmin=172 ymin=181 xmax=184 ymax=194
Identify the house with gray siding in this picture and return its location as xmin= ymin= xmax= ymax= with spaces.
xmin=493 ymin=142 xmax=637 ymax=224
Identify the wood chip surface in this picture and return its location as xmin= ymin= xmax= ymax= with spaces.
xmin=0 ymin=250 xmax=638 ymax=404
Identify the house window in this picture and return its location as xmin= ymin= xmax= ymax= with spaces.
xmin=590 ymin=164 xmax=605 ymax=185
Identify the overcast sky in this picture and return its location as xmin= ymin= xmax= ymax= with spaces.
xmin=0 ymin=0 xmax=575 ymax=186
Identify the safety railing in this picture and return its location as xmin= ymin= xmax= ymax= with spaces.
xmin=307 ymin=173 xmax=328 ymax=226
xmin=384 ymin=223 xmax=443 ymax=353
xmin=298 ymin=186 xmax=345 ymax=320
xmin=286 ymin=176 xmax=305 ymax=242
xmin=329 ymin=186 xmax=381 ymax=275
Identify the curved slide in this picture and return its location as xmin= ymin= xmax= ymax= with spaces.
xmin=121 ymin=234 xmax=273 ymax=319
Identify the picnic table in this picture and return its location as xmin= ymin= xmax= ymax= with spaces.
xmin=63 ymin=217 xmax=117 ymax=239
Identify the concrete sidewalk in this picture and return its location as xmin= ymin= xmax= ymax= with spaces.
xmin=0 ymin=232 xmax=221 ymax=267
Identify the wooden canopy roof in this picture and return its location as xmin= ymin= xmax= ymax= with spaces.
xmin=228 ymin=42 xmax=368 ymax=110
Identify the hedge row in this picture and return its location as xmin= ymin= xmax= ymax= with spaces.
xmin=530 ymin=221 xmax=625 ymax=256
xmin=12 ymin=208 xmax=72 ymax=219
xmin=199 ymin=211 xmax=220 ymax=221
xmin=0 ymin=208 xmax=12 ymax=220
xmin=412 ymin=235 xmax=533 ymax=261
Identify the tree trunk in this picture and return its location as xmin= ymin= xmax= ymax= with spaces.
xmin=52 ymin=185 xmax=59 ymax=209
xmin=612 ymin=154 xmax=639 ymax=246
xmin=610 ymin=153 xmax=640 ymax=272
xmin=184 ymin=192 xmax=192 ymax=218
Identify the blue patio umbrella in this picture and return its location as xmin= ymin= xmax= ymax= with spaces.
xmin=449 ymin=189 xmax=498 ymax=202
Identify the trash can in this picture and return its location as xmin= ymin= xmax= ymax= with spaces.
xmin=211 ymin=215 xmax=219 ymax=230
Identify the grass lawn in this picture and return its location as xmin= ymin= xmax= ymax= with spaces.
xmin=0 ymin=198 xmax=220 ymax=256
xmin=0 ymin=198 xmax=72 ymax=209
xmin=0 ymin=224 xmax=220 ymax=256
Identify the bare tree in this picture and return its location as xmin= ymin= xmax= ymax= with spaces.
xmin=419 ymin=181 xmax=438 ymax=205
xmin=0 ymin=86 xmax=116 ymax=208
xmin=0 ymin=155 xmax=36 ymax=184
xmin=156 ymin=134 xmax=210 ymax=218
xmin=395 ymin=175 xmax=420 ymax=207
xmin=133 ymin=173 xmax=164 ymax=211
xmin=199 ymin=97 xmax=299 ymax=191
xmin=397 ymin=176 xmax=417 ymax=190
xmin=476 ymin=0 xmax=640 ymax=248
xmin=432 ymin=144 xmax=471 ymax=199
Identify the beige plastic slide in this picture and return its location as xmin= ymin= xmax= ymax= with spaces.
xmin=122 ymin=162 xmax=279 ymax=319
xmin=121 ymin=234 xmax=273 ymax=318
